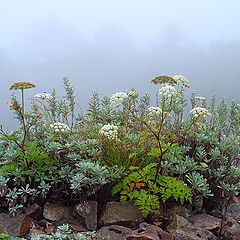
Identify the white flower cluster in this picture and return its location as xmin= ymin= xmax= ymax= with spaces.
xmin=159 ymin=84 xmax=177 ymax=99
xmin=99 ymin=124 xmax=118 ymax=139
xmin=147 ymin=107 xmax=162 ymax=125
xmin=190 ymin=107 xmax=211 ymax=120
xmin=148 ymin=107 xmax=162 ymax=118
xmin=172 ymin=74 xmax=190 ymax=87
xmin=110 ymin=92 xmax=128 ymax=107
xmin=50 ymin=122 xmax=70 ymax=133
xmin=34 ymin=92 xmax=53 ymax=100
xmin=194 ymin=96 xmax=206 ymax=101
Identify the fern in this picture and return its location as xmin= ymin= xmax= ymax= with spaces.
xmin=158 ymin=176 xmax=192 ymax=204
xmin=112 ymin=163 xmax=192 ymax=217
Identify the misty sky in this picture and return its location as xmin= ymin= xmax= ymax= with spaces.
xmin=0 ymin=0 xmax=240 ymax=128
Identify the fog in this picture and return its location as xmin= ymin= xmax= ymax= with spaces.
xmin=0 ymin=0 xmax=240 ymax=129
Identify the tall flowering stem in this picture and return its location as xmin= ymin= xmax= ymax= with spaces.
xmin=9 ymin=81 xmax=35 ymax=151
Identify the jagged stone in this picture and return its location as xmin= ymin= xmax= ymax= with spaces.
xmin=227 ymin=203 xmax=240 ymax=222
xmin=43 ymin=202 xmax=72 ymax=221
xmin=25 ymin=203 xmax=42 ymax=219
xmin=96 ymin=225 xmax=132 ymax=240
xmin=99 ymin=202 xmax=144 ymax=227
xmin=126 ymin=222 xmax=173 ymax=240
xmin=167 ymin=205 xmax=191 ymax=219
xmin=0 ymin=213 xmax=33 ymax=237
xmin=75 ymin=200 xmax=98 ymax=230
xmin=189 ymin=213 xmax=221 ymax=231
xmin=167 ymin=215 xmax=217 ymax=240
xmin=223 ymin=216 xmax=240 ymax=240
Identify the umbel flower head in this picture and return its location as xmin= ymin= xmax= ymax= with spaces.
xmin=172 ymin=74 xmax=190 ymax=87
xmin=148 ymin=106 xmax=162 ymax=118
xmin=147 ymin=106 xmax=162 ymax=125
xmin=190 ymin=107 xmax=211 ymax=120
xmin=50 ymin=122 xmax=70 ymax=133
xmin=34 ymin=92 xmax=53 ymax=100
xmin=159 ymin=84 xmax=177 ymax=99
xmin=110 ymin=92 xmax=128 ymax=107
xmin=151 ymin=75 xmax=177 ymax=86
xmin=99 ymin=124 xmax=118 ymax=140
xmin=9 ymin=81 xmax=36 ymax=90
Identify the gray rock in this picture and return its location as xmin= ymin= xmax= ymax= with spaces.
xmin=167 ymin=215 xmax=217 ymax=240
xmin=99 ymin=202 xmax=144 ymax=227
xmin=189 ymin=213 xmax=221 ymax=231
xmin=167 ymin=205 xmax=192 ymax=219
xmin=25 ymin=203 xmax=42 ymax=219
xmin=126 ymin=222 xmax=173 ymax=240
xmin=96 ymin=225 xmax=132 ymax=240
xmin=227 ymin=203 xmax=240 ymax=222
xmin=43 ymin=203 xmax=72 ymax=221
xmin=75 ymin=200 xmax=98 ymax=230
xmin=223 ymin=216 xmax=240 ymax=240
xmin=0 ymin=213 xmax=33 ymax=237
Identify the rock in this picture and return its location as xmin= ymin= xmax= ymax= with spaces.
xmin=25 ymin=203 xmax=42 ymax=219
xmin=126 ymin=222 xmax=173 ymax=240
xmin=227 ymin=203 xmax=240 ymax=222
xmin=43 ymin=203 xmax=72 ymax=222
xmin=222 ymin=217 xmax=240 ymax=240
xmin=96 ymin=225 xmax=132 ymax=240
xmin=189 ymin=213 xmax=221 ymax=231
xmin=167 ymin=215 xmax=217 ymax=240
xmin=232 ymin=196 xmax=240 ymax=205
xmin=99 ymin=202 xmax=144 ymax=227
xmin=167 ymin=205 xmax=191 ymax=219
xmin=75 ymin=200 xmax=98 ymax=230
xmin=0 ymin=213 xmax=33 ymax=237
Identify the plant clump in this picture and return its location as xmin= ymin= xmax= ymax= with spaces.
xmin=0 ymin=74 xmax=239 ymax=239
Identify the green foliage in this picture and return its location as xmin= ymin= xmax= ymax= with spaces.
xmin=70 ymin=160 xmax=124 ymax=194
xmin=112 ymin=163 xmax=192 ymax=217
xmin=30 ymin=224 xmax=95 ymax=240
xmin=157 ymin=175 xmax=192 ymax=204
xmin=0 ymin=76 xmax=239 ymax=219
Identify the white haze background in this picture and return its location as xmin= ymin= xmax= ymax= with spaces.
xmin=0 ymin=0 xmax=240 ymax=128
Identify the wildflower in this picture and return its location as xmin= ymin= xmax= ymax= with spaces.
xmin=172 ymin=74 xmax=190 ymax=87
xmin=99 ymin=124 xmax=118 ymax=140
xmin=50 ymin=122 xmax=70 ymax=134
xmin=9 ymin=100 xmax=21 ymax=111
xmin=148 ymin=107 xmax=162 ymax=118
xmin=34 ymin=92 xmax=53 ymax=100
xmin=146 ymin=107 xmax=162 ymax=125
xmin=159 ymin=85 xmax=177 ymax=99
xmin=151 ymin=76 xmax=177 ymax=86
xmin=128 ymin=89 xmax=138 ymax=99
xmin=110 ymin=92 xmax=128 ymax=107
xmin=190 ymin=107 xmax=211 ymax=120
xmin=9 ymin=82 xmax=36 ymax=90
xmin=194 ymin=96 xmax=206 ymax=101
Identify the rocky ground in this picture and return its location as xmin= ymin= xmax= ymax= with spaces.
xmin=0 ymin=197 xmax=240 ymax=239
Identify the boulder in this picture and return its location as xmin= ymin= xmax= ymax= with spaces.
xmin=189 ymin=213 xmax=221 ymax=231
xmin=99 ymin=202 xmax=144 ymax=227
xmin=75 ymin=200 xmax=98 ymax=230
xmin=126 ymin=222 xmax=173 ymax=240
xmin=167 ymin=215 xmax=217 ymax=240
xmin=43 ymin=203 xmax=72 ymax=222
xmin=167 ymin=205 xmax=191 ymax=219
xmin=96 ymin=225 xmax=132 ymax=240
xmin=222 ymin=216 xmax=240 ymax=240
xmin=227 ymin=203 xmax=240 ymax=222
xmin=25 ymin=203 xmax=42 ymax=219
xmin=0 ymin=213 xmax=33 ymax=237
